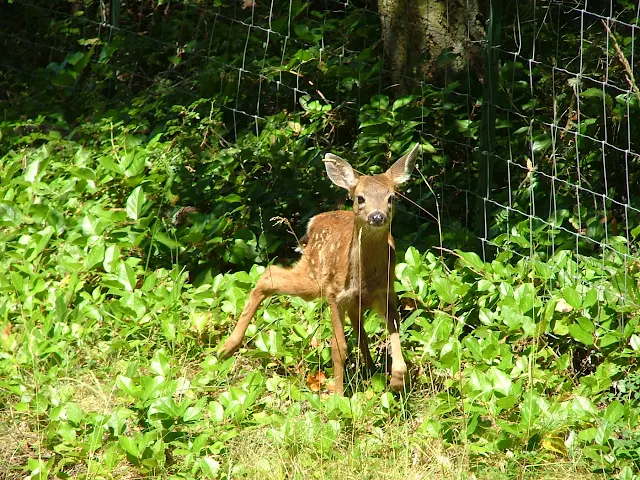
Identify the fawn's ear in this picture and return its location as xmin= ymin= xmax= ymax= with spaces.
xmin=324 ymin=153 xmax=359 ymax=192
xmin=385 ymin=143 xmax=420 ymax=186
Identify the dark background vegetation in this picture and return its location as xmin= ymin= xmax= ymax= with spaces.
xmin=3 ymin=0 xmax=639 ymax=279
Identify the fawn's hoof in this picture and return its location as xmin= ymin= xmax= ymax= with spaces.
xmin=218 ymin=338 xmax=241 ymax=359
xmin=390 ymin=366 xmax=407 ymax=393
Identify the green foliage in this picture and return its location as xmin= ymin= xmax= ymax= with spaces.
xmin=2 ymin=0 xmax=640 ymax=478
xmin=2 ymin=179 xmax=640 ymax=476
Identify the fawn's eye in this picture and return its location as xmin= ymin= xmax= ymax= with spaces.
xmin=357 ymin=195 xmax=366 ymax=204
xmin=388 ymin=195 xmax=396 ymax=205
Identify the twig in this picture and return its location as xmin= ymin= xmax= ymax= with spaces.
xmin=602 ymin=19 xmax=640 ymax=104
xmin=271 ymin=216 xmax=304 ymax=249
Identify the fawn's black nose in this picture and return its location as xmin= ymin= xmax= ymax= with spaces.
xmin=368 ymin=211 xmax=387 ymax=226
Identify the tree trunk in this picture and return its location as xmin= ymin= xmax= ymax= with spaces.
xmin=378 ymin=0 xmax=484 ymax=92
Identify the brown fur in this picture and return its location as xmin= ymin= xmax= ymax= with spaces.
xmin=219 ymin=145 xmax=420 ymax=395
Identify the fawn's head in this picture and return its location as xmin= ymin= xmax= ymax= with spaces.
xmin=323 ymin=144 xmax=419 ymax=230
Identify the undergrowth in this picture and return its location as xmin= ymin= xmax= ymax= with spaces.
xmin=2 ymin=1 xmax=640 ymax=478
xmin=1 ymin=138 xmax=639 ymax=479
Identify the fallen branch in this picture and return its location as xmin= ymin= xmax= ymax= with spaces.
xmin=602 ymin=19 xmax=640 ymax=104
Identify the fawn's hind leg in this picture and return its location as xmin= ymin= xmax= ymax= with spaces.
xmin=329 ymin=302 xmax=348 ymax=396
xmin=347 ymin=305 xmax=375 ymax=374
xmin=219 ymin=264 xmax=320 ymax=358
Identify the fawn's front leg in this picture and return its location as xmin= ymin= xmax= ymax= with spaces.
xmin=376 ymin=296 xmax=407 ymax=392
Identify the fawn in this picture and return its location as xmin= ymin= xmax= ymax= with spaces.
xmin=219 ymin=144 xmax=420 ymax=395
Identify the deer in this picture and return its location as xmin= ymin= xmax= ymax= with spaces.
xmin=219 ymin=144 xmax=420 ymax=395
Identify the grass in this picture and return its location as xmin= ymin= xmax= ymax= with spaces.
xmin=0 ymin=341 xmax=605 ymax=479
xmin=0 ymin=146 xmax=636 ymax=479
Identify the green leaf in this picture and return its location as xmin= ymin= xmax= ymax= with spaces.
xmin=583 ymin=288 xmax=598 ymax=308
xmin=66 ymin=51 xmax=85 ymax=66
xmin=27 ymin=458 xmax=52 ymax=480
xmin=514 ymin=283 xmax=535 ymax=313
xmin=118 ymin=436 xmax=140 ymax=457
xmin=99 ymin=156 xmax=122 ymax=174
xmin=83 ymin=215 xmax=103 ymax=236
xmin=380 ymin=392 xmax=394 ymax=409
xmin=29 ymin=226 xmax=54 ymax=261
xmin=124 ymin=151 xmax=146 ymax=177
xmin=149 ymin=397 xmax=181 ymax=420
xmin=568 ymin=323 xmax=593 ymax=346
xmin=292 ymin=323 xmax=309 ymax=340
xmin=154 ymin=231 xmax=180 ymax=249
xmin=72 ymin=167 xmax=96 ymax=181
xmin=595 ymin=420 xmax=612 ymax=445
xmin=371 ymin=373 xmax=386 ymax=392
xmin=369 ymin=95 xmax=390 ymax=109
xmin=562 ymin=286 xmax=582 ymax=309
xmin=581 ymin=88 xmax=604 ymax=98
xmin=572 ymin=396 xmax=597 ymax=416
xmin=126 ymin=186 xmax=146 ymax=220
xmin=85 ymin=243 xmax=105 ymax=269
xmin=404 ymin=246 xmax=422 ymax=267
xmin=117 ymin=262 xmax=136 ymax=292
xmin=150 ymin=350 xmax=170 ymax=376
xmin=532 ymin=137 xmax=552 ymax=152
xmin=224 ymin=194 xmax=242 ymax=203
xmin=255 ymin=332 xmax=269 ymax=353
xmin=65 ymin=402 xmax=84 ymax=425
xmin=576 ymin=316 xmax=595 ymax=334
xmin=24 ymin=157 xmax=41 ymax=183
xmin=86 ymin=428 xmax=104 ymax=451
xmin=467 ymin=369 xmax=491 ymax=395
xmin=455 ymin=119 xmax=472 ymax=132
xmin=52 ymin=72 xmax=76 ymax=87
xmin=103 ymin=244 xmax=120 ymax=273
xmin=57 ymin=422 xmax=76 ymax=443
xmin=208 ymin=401 xmax=224 ymax=423
xmin=456 ymin=250 xmax=485 ymax=272
xmin=501 ymin=305 xmax=536 ymax=337
xmin=432 ymin=277 xmax=457 ymax=304
xmin=619 ymin=467 xmax=636 ymax=480
xmin=603 ymin=400 xmax=624 ymax=423
xmin=422 ymin=142 xmax=436 ymax=153
xmin=199 ymin=457 xmax=221 ymax=477
xmin=142 ymin=271 xmax=158 ymax=291
xmin=496 ymin=395 xmax=519 ymax=410
xmin=0 ymin=202 xmax=23 ymax=226
xmin=183 ymin=406 xmax=202 ymax=422
xmin=488 ymin=367 xmax=512 ymax=396
xmin=392 ymin=95 xmax=417 ymax=111
xmin=116 ymin=376 xmax=140 ymax=398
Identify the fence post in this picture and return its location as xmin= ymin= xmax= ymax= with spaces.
xmin=475 ymin=0 xmax=502 ymax=257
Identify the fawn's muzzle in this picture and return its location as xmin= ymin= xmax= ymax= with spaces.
xmin=368 ymin=211 xmax=387 ymax=226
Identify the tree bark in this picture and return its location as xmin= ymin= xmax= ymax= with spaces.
xmin=378 ymin=0 xmax=484 ymax=92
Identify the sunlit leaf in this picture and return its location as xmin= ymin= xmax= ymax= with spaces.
xmin=126 ymin=186 xmax=146 ymax=220
xmin=199 ymin=457 xmax=221 ymax=477
xmin=117 ymin=262 xmax=136 ymax=292
xmin=568 ymin=323 xmax=593 ymax=346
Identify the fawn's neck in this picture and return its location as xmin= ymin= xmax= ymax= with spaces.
xmin=350 ymin=222 xmax=392 ymax=275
